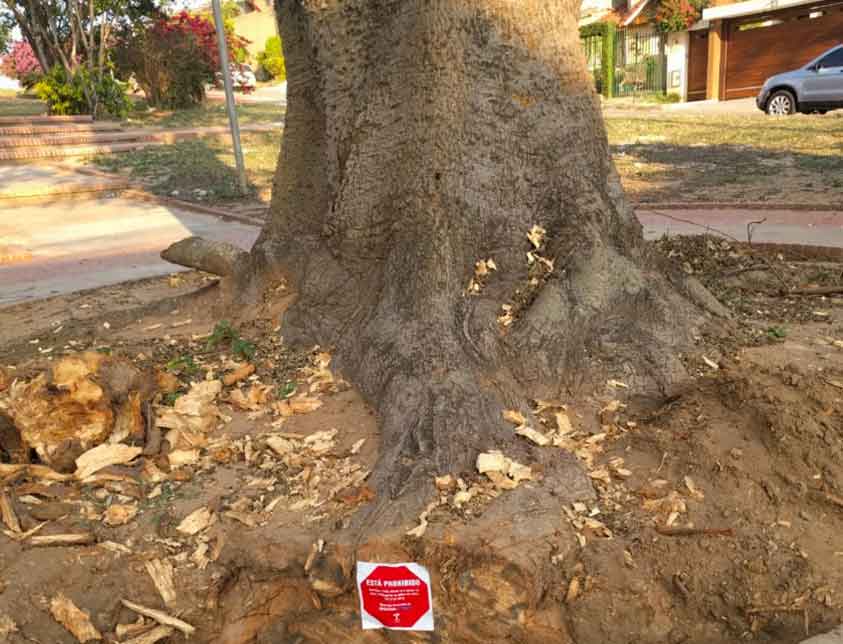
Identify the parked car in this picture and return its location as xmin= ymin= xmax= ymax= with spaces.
xmin=757 ymin=44 xmax=843 ymax=115
xmin=214 ymin=63 xmax=257 ymax=94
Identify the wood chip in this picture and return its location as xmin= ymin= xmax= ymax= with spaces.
xmin=0 ymin=614 xmax=17 ymax=636
xmin=145 ymin=559 xmax=177 ymax=608
xmin=502 ymin=409 xmax=527 ymax=426
xmin=224 ymin=510 xmax=259 ymax=528
xmin=103 ymin=504 xmax=138 ymax=527
xmin=122 ymin=625 xmax=175 ymax=644
xmin=0 ymin=463 xmax=72 ymax=481
xmin=168 ymin=449 xmax=200 ymax=469
xmin=176 ymin=507 xmax=214 ymax=536
xmin=515 ymin=425 xmax=550 ymax=446
xmin=115 ymin=617 xmax=148 ymax=639
xmin=30 ymin=533 xmax=96 ymax=547
xmin=222 ymin=363 xmax=255 ymax=386
xmin=0 ymin=492 xmax=21 ymax=533
xmin=75 ymin=444 xmax=142 ymax=480
xmin=50 ymin=594 xmax=102 ymax=642
xmin=120 ymin=600 xmax=195 ymax=636
xmin=565 ymin=577 xmax=580 ymax=604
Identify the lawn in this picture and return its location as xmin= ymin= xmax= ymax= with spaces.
xmin=127 ymin=100 xmax=284 ymax=129
xmin=0 ymin=90 xmax=45 ymax=118
xmin=88 ymin=106 xmax=843 ymax=209
xmin=92 ymin=131 xmax=281 ymax=204
xmin=605 ymin=111 xmax=843 ymax=205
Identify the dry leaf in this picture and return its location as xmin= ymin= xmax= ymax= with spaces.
xmin=223 ymin=363 xmax=255 ymax=386
xmin=289 ymin=397 xmax=323 ymax=414
xmin=406 ymin=499 xmax=439 ymax=538
xmin=684 ymin=476 xmax=704 ymax=500
xmin=156 ymin=371 xmax=180 ymax=394
xmin=176 ymin=507 xmax=214 ymax=536
xmin=527 ymin=225 xmax=546 ymax=249
xmin=265 ymin=435 xmax=296 ymax=457
xmin=104 ymin=504 xmax=138 ymax=527
xmin=145 ymin=559 xmax=177 ymax=608
xmin=75 ymin=444 xmax=142 ymax=480
xmin=350 ymin=438 xmax=366 ymax=455
xmin=0 ymin=614 xmax=17 ymax=636
xmin=156 ymin=380 xmax=221 ymax=434
xmin=50 ymin=594 xmax=102 ymax=642
xmin=588 ymin=468 xmax=611 ymax=485
xmin=643 ymin=491 xmax=687 ymax=515
xmin=229 ymin=384 xmax=271 ymax=411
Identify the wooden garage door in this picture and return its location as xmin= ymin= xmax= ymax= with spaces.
xmin=725 ymin=1 xmax=843 ymax=99
xmin=687 ymin=30 xmax=709 ymax=101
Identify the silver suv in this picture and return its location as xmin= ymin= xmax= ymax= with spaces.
xmin=756 ymin=44 xmax=843 ymax=115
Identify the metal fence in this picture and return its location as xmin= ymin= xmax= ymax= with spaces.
xmin=582 ymin=33 xmax=605 ymax=95
xmin=580 ymin=26 xmax=667 ymax=98
xmin=612 ymin=28 xmax=667 ymax=97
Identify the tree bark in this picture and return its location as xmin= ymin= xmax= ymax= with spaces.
xmin=247 ymin=0 xmax=722 ymax=529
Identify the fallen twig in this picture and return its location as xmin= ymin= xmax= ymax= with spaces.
xmin=747 ymin=218 xmax=767 ymax=245
xmin=783 ymin=285 xmax=843 ymax=296
xmin=655 ymin=526 xmax=734 ymax=537
xmin=29 ymin=533 xmax=96 ymax=547
xmin=719 ymin=264 xmax=769 ymax=278
xmin=120 ymin=599 xmax=196 ymax=636
xmin=809 ymin=490 xmax=843 ymax=509
xmin=649 ymin=209 xmax=792 ymax=291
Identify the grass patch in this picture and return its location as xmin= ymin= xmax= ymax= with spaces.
xmin=605 ymin=112 xmax=843 ymax=203
xmin=127 ymin=100 xmax=283 ymax=129
xmin=0 ymin=91 xmax=46 ymax=118
xmin=92 ymin=130 xmax=280 ymax=204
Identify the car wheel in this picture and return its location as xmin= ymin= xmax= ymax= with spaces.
xmin=766 ymin=90 xmax=796 ymax=116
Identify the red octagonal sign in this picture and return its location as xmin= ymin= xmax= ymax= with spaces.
xmin=357 ymin=562 xmax=434 ymax=631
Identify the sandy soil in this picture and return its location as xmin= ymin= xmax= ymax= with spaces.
xmin=0 ymin=238 xmax=842 ymax=644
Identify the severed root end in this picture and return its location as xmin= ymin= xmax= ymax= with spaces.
xmin=160 ymin=236 xmax=249 ymax=277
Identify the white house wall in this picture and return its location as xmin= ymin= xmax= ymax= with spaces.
xmin=666 ymin=31 xmax=690 ymax=100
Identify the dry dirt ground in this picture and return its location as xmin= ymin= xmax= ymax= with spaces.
xmin=1 ymin=238 xmax=843 ymax=644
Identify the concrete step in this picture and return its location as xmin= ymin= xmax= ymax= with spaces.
xmin=0 ymin=130 xmax=144 ymax=149
xmin=0 ymin=114 xmax=94 ymax=126
xmin=0 ymin=140 xmax=163 ymax=161
xmin=0 ymin=122 xmax=125 ymax=136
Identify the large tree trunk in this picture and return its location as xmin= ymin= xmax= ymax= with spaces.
xmin=247 ymin=0 xmax=722 ymax=529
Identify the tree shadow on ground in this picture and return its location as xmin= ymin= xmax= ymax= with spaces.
xmin=92 ymin=132 xmax=281 ymax=207
xmin=612 ymin=141 xmax=843 ymax=204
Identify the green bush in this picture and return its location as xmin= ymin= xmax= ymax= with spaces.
xmin=257 ymin=35 xmax=286 ymax=81
xmin=34 ymin=66 xmax=130 ymax=118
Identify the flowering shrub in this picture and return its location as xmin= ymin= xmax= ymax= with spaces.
xmin=1 ymin=41 xmax=43 ymax=88
xmin=115 ymin=11 xmax=249 ymax=109
xmin=655 ymin=0 xmax=707 ymax=32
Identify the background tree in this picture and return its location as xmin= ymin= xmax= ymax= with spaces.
xmin=218 ymin=0 xmax=726 ymax=530
xmin=0 ymin=0 xmax=165 ymax=114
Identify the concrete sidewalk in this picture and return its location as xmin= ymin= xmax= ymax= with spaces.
xmin=0 ymin=196 xmax=260 ymax=306
xmin=638 ymin=207 xmax=843 ymax=247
